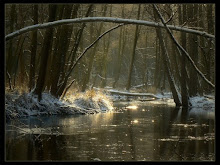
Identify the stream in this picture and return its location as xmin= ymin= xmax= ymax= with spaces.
xmin=6 ymin=101 xmax=215 ymax=161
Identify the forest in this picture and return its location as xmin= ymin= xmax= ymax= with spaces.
xmin=5 ymin=4 xmax=215 ymax=161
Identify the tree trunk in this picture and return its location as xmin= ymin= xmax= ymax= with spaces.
xmin=29 ymin=4 xmax=38 ymax=91
xmin=206 ymin=4 xmax=215 ymax=93
xmin=187 ymin=4 xmax=199 ymax=96
xmin=152 ymin=4 xmax=215 ymax=89
xmin=154 ymin=37 xmax=162 ymax=89
xmin=153 ymin=6 xmax=182 ymax=106
xmin=50 ymin=5 xmax=74 ymax=97
xmin=34 ymin=4 xmax=57 ymax=101
xmin=81 ymin=5 xmax=107 ymax=92
xmin=113 ymin=5 xmax=125 ymax=88
xmin=56 ymin=5 xmax=94 ymax=97
xmin=126 ymin=4 xmax=141 ymax=91
xmin=178 ymin=4 xmax=189 ymax=107
xmin=6 ymin=5 xmax=16 ymax=79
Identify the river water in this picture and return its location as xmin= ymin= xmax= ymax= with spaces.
xmin=6 ymin=101 xmax=215 ymax=161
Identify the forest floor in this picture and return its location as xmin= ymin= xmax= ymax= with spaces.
xmin=5 ymin=88 xmax=215 ymax=120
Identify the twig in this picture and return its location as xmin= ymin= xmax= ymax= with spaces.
xmin=165 ymin=10 xmax=177 ymax=24
xmin=60 ymin=79 xmax=75 ymax=99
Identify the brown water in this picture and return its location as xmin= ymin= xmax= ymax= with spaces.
xmin=5 ymin=101 xmax=215 ymax=161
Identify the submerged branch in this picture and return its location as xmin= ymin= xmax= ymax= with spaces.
xmin=5 ymin=17 xmax=215 ymax=41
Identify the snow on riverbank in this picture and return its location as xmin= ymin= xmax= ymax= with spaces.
xmin=190 ymin=96 xmax=215 ymax=109
xmin=5 ymin=90 xmax=113 ymax=120
xmin=105 ymin=89 xmax=215 ymax=110
xmin=5 ymin=88 xmax=214 ymax=120
xmin=94 ymin=88 xmax=215 ymax=110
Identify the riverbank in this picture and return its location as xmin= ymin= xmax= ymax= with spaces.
xmin=5 ymin=89 xmax=215 ymax=120
xmin=5 ymin=90 xmax=113 ymax=120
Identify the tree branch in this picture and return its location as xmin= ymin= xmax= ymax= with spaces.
xmin=56 ymin=23 xmax=124 ymax=96
xmin=5 ymin=17 xmax=215 ymax=41
xmin=153 ymin=4 xmax=215 ymax=89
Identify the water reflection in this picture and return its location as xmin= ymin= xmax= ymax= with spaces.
xmin=6 ymin=103 xmax=215 ymax=161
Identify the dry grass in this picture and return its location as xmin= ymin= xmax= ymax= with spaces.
xmin=85 ymin=89 xmax=97 ymax=98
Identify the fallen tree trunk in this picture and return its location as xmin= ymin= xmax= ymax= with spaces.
xmin=5 ymin=17 xmax=215 ymax=41
xmin=94 ymin=87 xmax=160 ymax=99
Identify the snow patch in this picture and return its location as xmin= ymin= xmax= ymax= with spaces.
xmin=190 ymin=96 xmax=215 ymax=108
xmin=6 ymin=90 xmax=113 ymax=120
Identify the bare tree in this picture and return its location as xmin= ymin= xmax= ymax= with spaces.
xmin=29 ymin=5 xmax=38 ymax=91
xmin=126 ymin=4 xmax=141 ymax=90
xmin=34 ymin=4 xmax=57 ymax=101
xmin=153 ymin=5 xmax=182 ymax=106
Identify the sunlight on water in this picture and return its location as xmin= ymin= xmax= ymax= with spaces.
xmin=131 ymin=119 xmax=139 ymax=124
xmin=6 ymin=102 xmax=215 ymax=161
xmin=126 ymin=105 xmax=138 ymax=110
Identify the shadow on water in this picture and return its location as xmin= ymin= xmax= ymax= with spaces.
xmin=6 ymin=102 xmax=215 ymax=161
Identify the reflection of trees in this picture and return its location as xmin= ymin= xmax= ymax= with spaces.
xmin=154 ymin=107 xmax=215 ymax=160
xmin=153 ymin=106 xmax=180 ymax=160
xmin=127 ymin=109 xmax=136 ymax=160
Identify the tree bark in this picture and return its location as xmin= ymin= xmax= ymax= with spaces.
xmin=6 ymin=5 xmax=16 ymax=78
xmin=50 ymin=5 xmax=74 ymax=97
xmin=178 ymin=4 xmax=189 ymax=107
xmin=113 ymin=5 xmax=125 ymax=88
xmin=206 ymin=4 xmax=215 ymax=92
xmin=153 ymin=5 xmax=182 ymax=106
xmin=29 ymin=4 xmax=38 ymax=91
xmin=126 ymin=4 xmax=141 ymax=91
xmin=34 ymin=4 xmax=57 ymax=101
xmin=187 ymin=4 xmax=199 ymax=96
